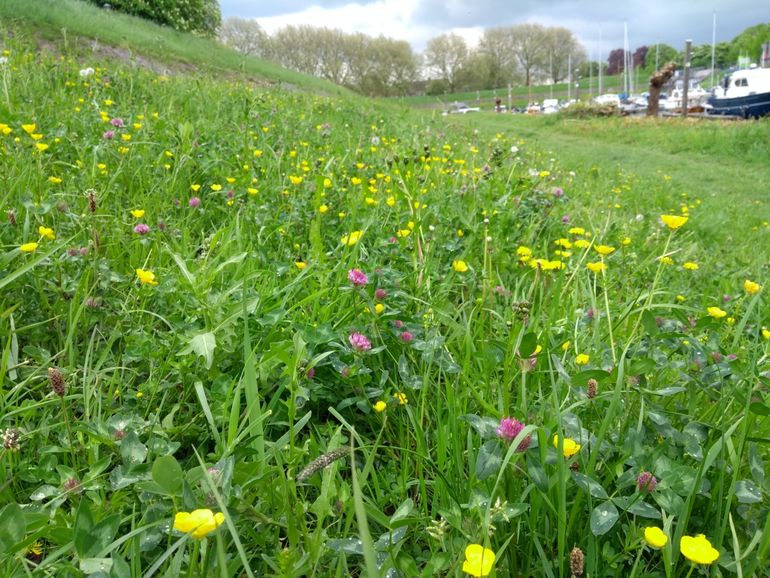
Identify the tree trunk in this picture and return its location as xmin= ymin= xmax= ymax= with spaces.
xmin=647 ymin=61 xmax=676 ymax=117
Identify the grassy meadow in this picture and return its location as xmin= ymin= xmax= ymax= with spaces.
xmin=1 ymin=12 xmax=770 ymax=578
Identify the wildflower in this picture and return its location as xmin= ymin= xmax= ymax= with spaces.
xmin=189 ymin=197 xmax=201 ymax=207
xmin=63 ymin=477 xmax=82 ymax=494
xmin=763 ymin=327 xmax=770 ymax=340
xmin=516 ymin=246 xmax=532 ymax=261
xmin=680 ymin=534 xmax=719 ymax=565
xmin=744 ymin=279 xmax=761 ymax=295
xmin=20 ymin=242 xmax=38 ymax=253
xmin=707 ymin=307 xmax=727 ymax=319
xmin=453 ymin=260 xmax=469 ymax=273
xmin=38 ymin=226 xmax=55 ymax=240
xmin=210 ymin=184 xmax=222 ymax=192
xmin=586 ymin=378 xmax=597 ymax=399
xmin=130 ymin=209 xmax=145 ymax=218
xmin=562 ymin=341 xmax=571 ymax=351
xmin=683 ymin=262 xmax=699 ymax=270
xmin=35 ymin=143 xmax=49 ymax=152
xmin=457 ymin=229 xmax=464 ymax=237
xmin=497 ymin=417 xmax=531 ymax=451
xmin=553 ymin=435 xmax=581 ymax=458
xmin=660 ymin=214 xmax=688 ymax=230
xmin=136 ymin=269 xmax=158 ymax=286
xmin=48 ymin=367 xmax=67 ymax=396
xmin=644 ymin=526 xmax=668 ymax=549
xmin=295 ymin=261 xmax=307 ymax=270
xmin=110 ymin=117 xmax=124 ymax=127
xmin=659 ymin=256 xmax=674 ymax=265
xmin=462 ymin=544 xmax=495 ymax=577
xmin=319 ymin=204 xmax=329 ymax=213
xmin=570 ymin=547 xmax=585 ymax=577
xmin=341 ymin=230 xmax=363 ymax=246
xmin=586 ymin=261 xmax=605 ymax=273
xmin=173 ymin=509 xmax=225 ymax=540
xmin=394 ymin=392 xmax=408 ymax=405
xmin=637 ymin=471 xmax=658 ymax=493
xmin=568 ymin=227 xmax=586 ymax=235
xmin=103 ymin=130 xmax=115 ymax=139
xmin=348 ymin=268 xmax=368 ymax=286
xmin=575 ymin=353 xmax=589 ymax=365
xmin=574 ymin=239 xmax=590 ymax=249
xmin=621 ymin=237 xmax=632 ymax=246
xmin=349 ymin=332 xmax=372 ymax=352
xmin=48 ymin=176 xmax=62 ymax=184
xmin=400 ymin=331 xmax=414 ymax=343
xmin=594 ymin=244 xmax=615 ymax=256
xmin=2 ymin=427 xmax=21 ymax=451
xmin=133 ymin=223 xmax=150 ymax=235
xmin=373 ymin=400 xmax=387 ymax=412
xmin=375 ymin=288 xmax=387 ymax=300
xmin=374 ymin=303 xmax=385 ymax=315
xmin=296 ymin=447 xmax=349 ymax=482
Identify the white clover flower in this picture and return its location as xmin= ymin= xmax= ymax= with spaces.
xmin=79 ymin=67 xmax=95 ymax=77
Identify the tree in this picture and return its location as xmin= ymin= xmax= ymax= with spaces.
xmin=542 ymin=27 xmax=586 ymax=83
xmin=606 ymin=48 xmax=629 ymax=75
xmin=643 ymin=44 xmax=680 ymax=73
xmin=218 ymin=17 xmax=269 ymax=57
xmin=423 ymin=33 xmax=469 ymax=92
xmin=728 ymin=23 xmax=770 ymax=65
xmin=632 ymin=46 xmax=649 ymax=69
xmin=510 ymin=23 xmax=547 ymax=87
xmin=477 ymin=27 xmax=519 ymax=89
xmin=85 ymin=0 xmax=220 ymax=36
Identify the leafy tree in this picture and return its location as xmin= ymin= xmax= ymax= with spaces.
xmin=632 ymin=46 xmax=648 ymax=69
xmin=218 ymin=17 xmax=269 ymax=57
xmin=510 ymin=23 xmax=547 ymax=86
xmin=542 ymin=27 xmax=586 ymax=83
xmin=727 ymin=22 xmax=770 ymax=65
xmin=477 ymin=27 xmax=519 ymax=89
xmin=606 ymin=48 xmax=628 ymax=75
xmin=423 ymin=33 xmax=469 ymax=92
xmin=643 ymin=44 xmax=681 ymax=73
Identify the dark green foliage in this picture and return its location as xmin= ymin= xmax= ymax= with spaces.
xmin=85 ymin=0 xmax=220 ymax=36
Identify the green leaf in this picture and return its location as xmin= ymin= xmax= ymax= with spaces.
xmin=389 ymin=498 xmax=413 ymax=524
xmin=80 ymin=558 xmax=113 ymax=574
xmin=519 ymin=332 xmax=538 ymax=358
xmin=734 ymin=480 xmax=762 ymax=504
xmin=572 ymin=370 xmax=610 ymax=386
xmin=612 ymin=496 xmax=661 ymax=519
xmin=460 ymin=414 xmax=501 ymax=439
xmin=572 ymin=472 xmax=609 ymax=499
xmin=475 ymin=439 xmax=503 ymax=480
xmin=74 ymin=500 xmax=95 ymax=559
xmin=0 ymin=503 xmax=26 ymax=554
xmin=590 ymin=501 xmax=619 ymax=535
xmin=120 ymin=431 xmax=148 ymax=466
xmin=178 ymin=331 xmax=216 ymax=369
xmin=152 ymin=456 xmax=184 ymax=496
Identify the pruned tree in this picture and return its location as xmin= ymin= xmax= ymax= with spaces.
xmin=648 ymin=61 xmax=676 ymax=116
xmin=218 ymin=17 xmax=269 ymax=58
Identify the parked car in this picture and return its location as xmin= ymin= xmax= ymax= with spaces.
xmin=442 ymin=102 xmax=481 ymax=115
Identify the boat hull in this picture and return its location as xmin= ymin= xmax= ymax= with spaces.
xmin=707 ymin=92 xmax=770 ymax=118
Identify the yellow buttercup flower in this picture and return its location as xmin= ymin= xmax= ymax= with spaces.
xmin=762 ymin=327 xmax=770 ymax=340
xmin=594 ymin=244 xmax=615 ymax=256
xmin=173 ymin=509 xmax=225 ymax=540
xmin=394 ymin=392 xmax=408 ymax=405
xmin=680 ymin=534 xmax=719 ymax=565
xmin=130 ymin=209 xmax=145 ymax=219
xmin=683 ymin=262 xmax=698 ymax=270
xmin=586 ymin=261 xmax=605 ymax=273
xmin=644 ymin=526 xmax=668 ymax=549
xmin=341 ymin=230 xmax=363 ymax=246
xmin=373 ymin=400 xmax=387 ymax=412
xmin=553 ymin=435 xmax=581 ymax=458
xmin=35 ymin=142 xmax=49 ymax=152
xmin=20 ymin=242 xmax=39 ymax=253
xmin=744 ymin=279 xmax=761 ymax=295
xmin=210 ymin=184 xmax=222 ymax=192
xmin=38 ymin=226 xmax=55 ymax=240
xmin=374 ymin=303 xmax=385 ymax=315
xmin=136 ymin=269 xmax=158 ymax=286
xmin=576 ymin=353 xmax=589 ymax=365
xmin=661 ymin=214 xmax=688 ymax=230
xmin=452 ymin=260 xmax=469 ymax=273
xmin=707 ymin=307 xmax=727 ymax=319
xmin=22 ymin=123 xmax=36 ymax=134
xmin=574 ymin=239 xmax=590 ymax=249
xmin=294 ymin=261 xmax=307 ymax=270
xmin=462 ymin=544 xmax=495 ymax=577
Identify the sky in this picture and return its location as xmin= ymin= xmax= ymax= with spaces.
xmin=219 ymin=0 xmax=765 ymax=60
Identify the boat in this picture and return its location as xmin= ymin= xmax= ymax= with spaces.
xmin=662 ymin=79 xmax=709 ymax=113
xmin=708 ymin=66 xmax=770 ymax=118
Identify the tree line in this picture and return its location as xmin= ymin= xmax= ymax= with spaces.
xmin=218 ymin=19 xmax=587 ymax=97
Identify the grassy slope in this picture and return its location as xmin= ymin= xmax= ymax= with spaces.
xmin=0 ymin=0 xmax=349 ymax=95
xmin=441 ymin=112 xmax=770 ymax=269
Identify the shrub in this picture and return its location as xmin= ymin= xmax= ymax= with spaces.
xmin=86 ymin=0 xmax=220 ymax=37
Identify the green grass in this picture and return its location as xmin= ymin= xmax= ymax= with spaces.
xmin=0 ymin=13 xmax=769 ymax=578
xmin=0 ymin=0 xmax=349 ymax=95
